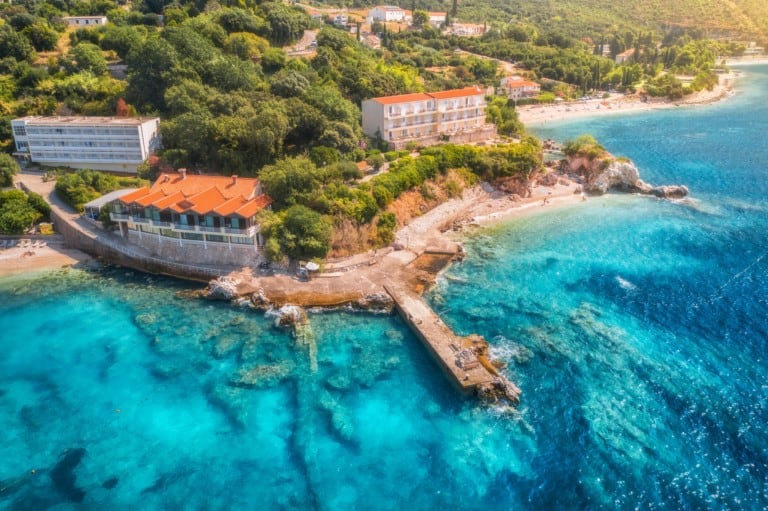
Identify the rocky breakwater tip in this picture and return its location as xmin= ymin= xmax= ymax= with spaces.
xmin=564 ymin=155 xmax=689 ymax=199
xmin=459 ymin=334 xmax=521 ymax=407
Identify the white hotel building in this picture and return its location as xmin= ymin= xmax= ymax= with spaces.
xmin=361 ymin=86 xmax=497 ymax=149
xmin=11 ymin=116 xmax=161 ymax=174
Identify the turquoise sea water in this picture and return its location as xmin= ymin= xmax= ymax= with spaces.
xmin=2 ymin=66 xmax=768 ymax=510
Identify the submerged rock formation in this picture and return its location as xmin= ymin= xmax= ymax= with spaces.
xmin=564 ymin=155 xmax=689 ymax=198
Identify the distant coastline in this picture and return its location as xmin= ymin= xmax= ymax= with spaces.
xmin=518 ymin=71 xmax=738 ymax=126
xmin=725 ymin=56 xmax=768 ymax=66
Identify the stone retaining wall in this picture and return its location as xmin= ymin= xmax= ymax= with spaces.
xmin=126 ymin=231 xmax=264 ymax=267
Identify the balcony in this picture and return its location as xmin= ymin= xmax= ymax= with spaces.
xmin=117 ymin=214 xmax=258 ymax=237
xmin=438 ymin=103 xmax=482 ymax=113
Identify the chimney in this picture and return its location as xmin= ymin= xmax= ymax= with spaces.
xmin=162 ymin=175 xmax=169 ymax=183
xmin=231 ymin=175 xmax=238 ymax=185
xmin=179 ymin=168 xmax=187 ymax=180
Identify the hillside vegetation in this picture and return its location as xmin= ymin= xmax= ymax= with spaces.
xmin=344 ymin=0 xmax=768 ymax=41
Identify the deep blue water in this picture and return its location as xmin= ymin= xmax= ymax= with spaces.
xmin=2 ymin=66 xmax=768 ymax=510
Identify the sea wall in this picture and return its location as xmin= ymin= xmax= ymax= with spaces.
xmin=125 ymin=231 xmax=264 ymax=267
xmin=49 ymin=209 xmax=225 ymax=281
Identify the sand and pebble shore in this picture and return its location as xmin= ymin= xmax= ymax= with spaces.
xmin=518 ymin=72 xmax=737 ymax=126
xmin=0 ymin=237 xmax=93 ymax=279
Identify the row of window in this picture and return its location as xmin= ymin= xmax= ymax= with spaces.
xmin=33 ymin=152 xmax=143 ymax=161
xmin=387 ymin=100 xmax=482 ymax=116
xmin=25 ymin=127 xmax=140 ymax=137
xmin=28 ymin=140 xmax=141 ymax=148
xmin=386 ymin=112 xmax=483 ymax=126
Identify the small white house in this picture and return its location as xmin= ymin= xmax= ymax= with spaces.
xmin=499 ymin=76 xmax=540 ymax=100
xmin=615 ymin=49 xmax=636 ymax=64
xmin=63 ymin=16 xmax=108 ymax=27
xmin=428 ymin=12 xmax=446 ymax=27
xmin=370 ymin=5 xmax=407 ymax=22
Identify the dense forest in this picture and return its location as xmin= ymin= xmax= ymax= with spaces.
xmin=0 ymin=0 xmax=762 ymax=256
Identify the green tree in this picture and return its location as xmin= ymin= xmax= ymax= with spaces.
xmin=0 ymin=189 xmax=41 ymax=234
xmin=64 ymin=42 xmax=108 ymax=75
xmin=412 ymin=10 xmax=429 ymax=28
xmin=126 ymin=35 xmax=181 ymax=112
xmin=0 ymin=154 xmax=20 ymax=187
xmin=22 ymin=23 xmax=60 ymax=52
xmin=0 ymin=24 xmax=36 ymax=62
xmin=279 ymin=204 xmax=332 ymax=259
xmin=259 ymin=156 xmax=321 ymax=208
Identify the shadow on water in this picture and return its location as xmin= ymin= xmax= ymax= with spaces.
xmin=50 ymin=447 xmax=87 ymax=503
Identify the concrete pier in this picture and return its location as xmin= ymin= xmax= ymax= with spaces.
xmin=385 ymin=282 xmax=520 ymax=402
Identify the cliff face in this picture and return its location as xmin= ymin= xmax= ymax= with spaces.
xmin=565 ymin=155 xmax=689 ymax=199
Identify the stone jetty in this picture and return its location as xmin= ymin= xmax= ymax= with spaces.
xmin=385 ymin=282 xmax=521 ymax=405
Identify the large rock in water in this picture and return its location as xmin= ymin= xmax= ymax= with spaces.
xmin=651 ymin=185 xmax=689 ymax=199
xmin=205 ymin=277 xmax=240 ymax=300
xmin=566 ymin=155 xmax=688 ymax=198
xmin=585 ymin=160 xmax=642 ymax=194
xmin=271 ymin=304 xmax=307 ymax=327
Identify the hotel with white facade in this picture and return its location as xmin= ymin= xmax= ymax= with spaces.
xmin=11 ymin=116 xmax=161 ymax=174
xmin=361 ymin=86 xmax=497 ymax=149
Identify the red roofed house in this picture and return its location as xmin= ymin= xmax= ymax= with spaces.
xmin=109 ymin=169 xmax=272 ymax=265
xmin=499 ymin=76 xmax=541 ymax=100
xmin=361 ymin=86 xmax=497 ymax=149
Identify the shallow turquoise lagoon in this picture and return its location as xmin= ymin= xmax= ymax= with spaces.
xmin=2 ymin=65 xmax=768 ymax=510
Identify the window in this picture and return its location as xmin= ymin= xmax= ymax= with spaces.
xmin=13 ymin=125 xmax=26 ymax=136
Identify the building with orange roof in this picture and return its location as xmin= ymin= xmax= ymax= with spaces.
xmin=108 ymin=169 xmax=272 ymax=265
xmin=361 ymin=86 xmax=496 ymax=149
xmin=499 ymin=76 xmax=541 ymax=100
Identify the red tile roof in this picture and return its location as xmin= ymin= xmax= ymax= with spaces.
xmin=119 ymin=173 xmax=271 ymax=218
xmin=505 ymin=79 xmax=540 ymax=88
xmin=427 ymin=86 xmax=485 ymax=100
xmin=372 ymin=92 xmax=432 ymax=105
xmin=369 ymin=87 xmax=486 ymax=105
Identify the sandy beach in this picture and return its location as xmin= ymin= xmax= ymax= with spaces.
xmin=518 ymin=72 xmax=737 ymax=126
xmin=0 ymin=237 xmax=93 ymax=279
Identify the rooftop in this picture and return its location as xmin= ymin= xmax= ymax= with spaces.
xmin=427 ymin=86 xmax=485 ymax=100
xmin=371 ymin=92 xmax=432 ymax=105
xmin=15 ymin=116 xmax=159 ymax=126
xmin=82 ymin=189 xmax=137 ymax=210
xmin=119 ymin=172 xmax=272 ymax=217
xmin=369 ymin=86 xmax=486 ymax=105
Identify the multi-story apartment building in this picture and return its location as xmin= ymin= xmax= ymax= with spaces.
xmin=11 ymin=116 xmax=161 ymax=174
xmin=109 ymin=170 xmax=272 ymax=266
xmin=361 ymin=86 xmax=497 ymax=149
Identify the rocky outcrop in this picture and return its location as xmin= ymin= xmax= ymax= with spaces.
xmin=355 ymin=292 xmax=395 ymax=312
xmin=270 ymin=304 xmax=307 ymax=327
xmin=204 ymin=277 xmax=240 ymax=301
xmin=650 ymin=184 xmax=689 ymax=199
xmin=564 ymin=155 xmax=688 ymax=199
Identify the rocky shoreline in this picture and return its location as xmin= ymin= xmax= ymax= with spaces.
xmin=564 ymin=154 xmax=689 ymax=199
